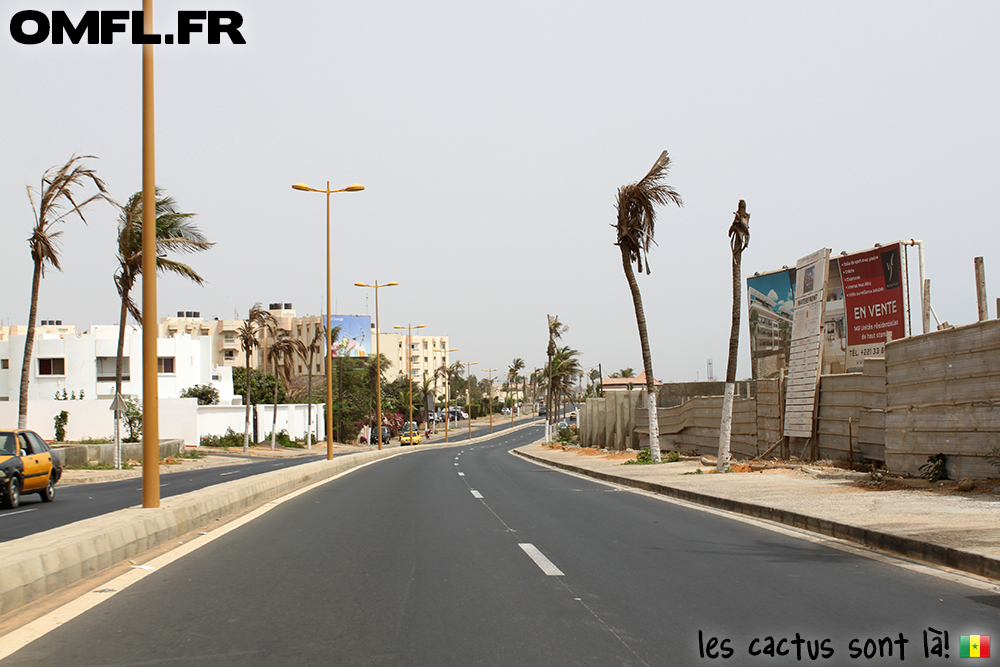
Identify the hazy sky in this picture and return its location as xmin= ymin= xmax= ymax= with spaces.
xmin=2 ymin=1 xmax=998 ymax=383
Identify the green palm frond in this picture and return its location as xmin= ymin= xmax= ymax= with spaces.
xmin=614 ymin=150 xmax=683 ymax=275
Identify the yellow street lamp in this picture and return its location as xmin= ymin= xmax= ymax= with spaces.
xmin=438 ymin=347 xmax=457 ymax=442
xmin=464 ymin=361 xmax=478 ymax=441
xmin=141 ymin=0 xmax=158 ymax=508
xmin=292 ymin=181 xmax=365 ymax=460
xmin=355 ymin=281 xmax=398 ymax=449
xmin=481 ymin=368 xmax=499 ymax=434
xmin=393 ymin=324 xmax=425 ymax=435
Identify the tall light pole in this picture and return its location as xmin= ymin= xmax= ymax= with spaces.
xmin=292 ymin=181 xmax=364 ymax=460
xmin=355 ymin=281 xmax=398 ymax=449
xmin=141 ymin=0 xmax=158 ymax=508
xmin=393 ymin=324 xmax=425 ymax=431
xmin=439 ymin=348 xmax=457 ymax=442
xmin=464 ymin=361 xmax=478 ymax=441
xmin=481 ymin=368 xmax=499 ymax=434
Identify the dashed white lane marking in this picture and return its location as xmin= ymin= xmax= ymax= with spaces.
xmin=0 ymin=508 xmax=36 ymax=519
xmin=458 ymin=472 xmax=465 ymax=476
xmin=519 ymin=543 xmax=564 ymax=576
xmin=220 ymin=471 xmax=239 ymax=476
xmin=454 ymin=463 xmax=459 ymax=466
xmin=470 ymin=490 xmax=483 ymax=499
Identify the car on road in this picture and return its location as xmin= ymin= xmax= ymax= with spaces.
xmin=399 ymin=426 xmax=423 ymax=446
xmin=1 ymin=429 xmax=62 ymax=509
xmin=369 ymin=426 xmax=392 ymax=446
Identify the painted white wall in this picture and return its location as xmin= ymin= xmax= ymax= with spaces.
xmin=0 ymin=398 xmax=198 ymax=444
xmin=195 ymin=404 xmax=325 ymax=444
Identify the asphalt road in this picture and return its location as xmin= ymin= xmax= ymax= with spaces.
xmin=3 ymin=425 xmax=997 ymax=666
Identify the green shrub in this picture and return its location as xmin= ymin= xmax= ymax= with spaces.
xmin=53 ymin=410 xmax=69 ymax=442
xmin=919 ymin=453 xmax=948 ymax=482
xmin=201 ymin=427 xmax=243 ymax=448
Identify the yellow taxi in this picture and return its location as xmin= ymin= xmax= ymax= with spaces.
xmin=1 ymin=429 xmax=62 ymax=509
xmin=399 ymin=426 xmax=423 ymax=446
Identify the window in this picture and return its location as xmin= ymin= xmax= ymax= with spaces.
xmin=97 ymin=357 xmax=128 ymax=382
xmin=38 ymin=358 xmax=65 ymax=376
xmin=1 ymin=359 xmax=8 ymax=369
xmin=157 ymin=357 xmax=175 ymax=374
xmin=224 ymin=350 xmax=236 ymax=359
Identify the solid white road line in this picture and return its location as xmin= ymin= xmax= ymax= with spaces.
xmin=0 ymin=508 xmax=36 ymax=519
xmin=519 ymin=543 xmax=564 ymax=576
xmin=470 ymin=490 xmax=483 ymax=499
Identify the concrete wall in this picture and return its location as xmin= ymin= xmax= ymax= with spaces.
xmin=884 ymin=319 xmax=1000 ymax=478
xmin=0 ymin=398 xmax=199 ymax=444
xmin=197 ymin=404 xmax=325 ymax=444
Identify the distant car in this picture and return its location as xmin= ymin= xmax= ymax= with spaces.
xmin=569 ymin=412 xmax=577 ymax=422
xmin=370 ymin=426 xmax=392 ymax=446
xmin=0 ymin=429 xmax=62 ymax=509
xmin=399 ymin=426 xmax=423 ymax=446
xmin=557 ymin=420 xmax=569 ymax=429
xmin=501 ymin=407 xmax=511 ymax=415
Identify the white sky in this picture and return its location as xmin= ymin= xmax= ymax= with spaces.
xmin=2 ymin=1 xmax=998 ymax=382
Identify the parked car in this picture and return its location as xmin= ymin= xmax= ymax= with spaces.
xmin=370 ymin=426 xmax=392 ymax=446
xmin=557 ymin=420 xmax=569 ymax=429
xmin=0 ymin=429 xmax=62 ymax=509
xmin=399 ymin=426 xmax=423 ymax=446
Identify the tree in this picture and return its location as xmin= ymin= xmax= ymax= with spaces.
xmin=545 ymin=315 xmax=568 ymax=440
xmin=114 ymin=188 xmax=212 ymax=407
xmin=508 ymin=357 xmax=525 ymax=417
xmin=717 ymin=200 xmax=751 ymax=472
xmin=546 ymin=346 xmax=581 ymax=420
xmin=611 ymin=367 xmax=635 ymax=379
xmin=180 ymin=384 xmax=219 ymax=405
xmin=614 ymin=150 xmax=683 ymax=462
xmin=238 ymin=304 xmax=276 ymax=452
xmin=303 ymin=323 xmax=337 ymax=448
xmin=19 ymin=155 xmax=111 ymax=429
xmin=267 ymin=332 xmax=305 ymax=450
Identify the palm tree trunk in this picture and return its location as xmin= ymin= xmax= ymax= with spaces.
xmin=270 ymin=358 xmax=279 ymax=450
xmin=17 ymin=261 xmax=43 ymax=429
xmin=243 ymin=358 xmax=252 ymax=453
xmin=306 ymin=352 xmax=314 ymax=449
xmin=717 ymin=251 xmax=743 ymax=472
xmin=620 ymin=248 xmax=661 ymax=462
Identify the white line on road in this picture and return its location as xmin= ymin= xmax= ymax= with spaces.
xmin=458 ymin=472 xmax=465 ymax=476
xmin=220 ymin=471 xmax=239 ymax=476
xmin=519 ymin=543 xmax=564 ymax=576
xmin=0 ymin=508 xmax=36 ymax=519
xmin=470 ymin=490 xmax=483 ymax=499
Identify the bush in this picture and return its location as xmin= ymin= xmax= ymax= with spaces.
xmin=919 ymin=453 xmax=948 ymax=482
xmin=266 ymin=430 xmax=303 ymax=448
xmin=121 ymin=395 xmax=143 ymax=443
xmin=54 ymin=410 xmax=69 ymax=442
xmin=180 ymin=384 xmax=220 ymax=405
xmin=201 ymin=427 xmax=243 ymax=448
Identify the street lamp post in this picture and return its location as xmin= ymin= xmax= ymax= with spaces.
xmin=292 ymin=181 xmax=364 ymax=460
xmin=393 ymin=324 xmax=425 ymax=433
xmin=481 ymin=368 xmax=499 ymax=434
xmin=355 ymin=281 xmax=398 ymax=449
xmin=465 ymin=361 xmax=478 ymax=441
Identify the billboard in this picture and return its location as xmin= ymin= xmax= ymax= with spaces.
xmin=837 ymin=243 xmax=908 ymax=370
xmin=747 ymin=268 xmax=796 ymax=379
xmin=328 ymin=315 xmax=372 ymax=358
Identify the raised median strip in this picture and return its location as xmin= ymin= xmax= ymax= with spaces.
xmin=0 ymin=447 xmax=403 ymax=616
xmin=514 ymin=447 xmax=1000 ymax=581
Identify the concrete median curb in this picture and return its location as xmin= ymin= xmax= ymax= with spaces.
xmin=0 ymin=447 xmax=403 ymax=616
xmin=514 ymin=448 xmax=1000 ymax=581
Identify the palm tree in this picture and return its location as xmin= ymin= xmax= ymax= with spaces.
xmin=113 ymin=188 xmax=212 ymax=405
xmin=614 ymin=150 xmax=683 ymax=462
xmin=547 ymin=346 xmax=582 ymax=421
xmin=718 ymin=200 xmax=751 ymax=472
xmin=18 ymin=155 xmax=111 ymax=429
xmin=239 ymin=303 xmax=275 ymax=452
xmin=545 ymin=315 xmax=568 ymax=441
xmin=611 ymin=367 xmax=635 ymax=379
xmin=267 ymin=332 xmax=305 ymax=450
xmin=508 ymin=357 xmax=525 ymax=420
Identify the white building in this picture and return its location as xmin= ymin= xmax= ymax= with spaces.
xmin=0 ymin=325 xmax=234 ymax=405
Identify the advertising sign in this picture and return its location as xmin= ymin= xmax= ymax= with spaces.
xmin=837 ymin=243 xmax=908 ymax=370
xmin=328 ymin=315 xmax=372 ymax=358
xmin=784 ymin=248 xmax=830 ymax=439
xmin=747 ymin=268 xmax=796 ymax=380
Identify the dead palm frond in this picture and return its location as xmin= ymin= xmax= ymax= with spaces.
xmin=614 ymin=150 xmax=683 ymax=275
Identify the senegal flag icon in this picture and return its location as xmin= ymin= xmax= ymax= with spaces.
xmin=960 ymin=635 xmax=991 ymax=658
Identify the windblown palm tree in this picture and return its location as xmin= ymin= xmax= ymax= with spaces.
xmin=508 ymin=357 xmax=524 ymax=420
xmin=239 ymin=304 xmax=276 ymax=452
xmin=614 ymin=150 xmax=683 ymax=462
xmin=114 ymin=188 xmax=212 ymax=404
xmin=267 ymin=331 xmax=305 ymax=450
xmin=718 ymin=200 xmax=751 ymax=471
xmin=19 ymin=155 xmax=111 ymax=429
xmin=546 ymin=345 xmax=582 ymax=421
xmin=545 ymin=315 xmax=568 ymax=440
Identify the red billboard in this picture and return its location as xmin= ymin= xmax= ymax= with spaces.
xmin=838 ymin=243 xmax=908 ymax=364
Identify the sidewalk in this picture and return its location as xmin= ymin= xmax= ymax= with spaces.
xmin=514 ymin=444 xmax=1000 ymax=581
xmin=59 ymin=442 xmax=370 ymax=484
